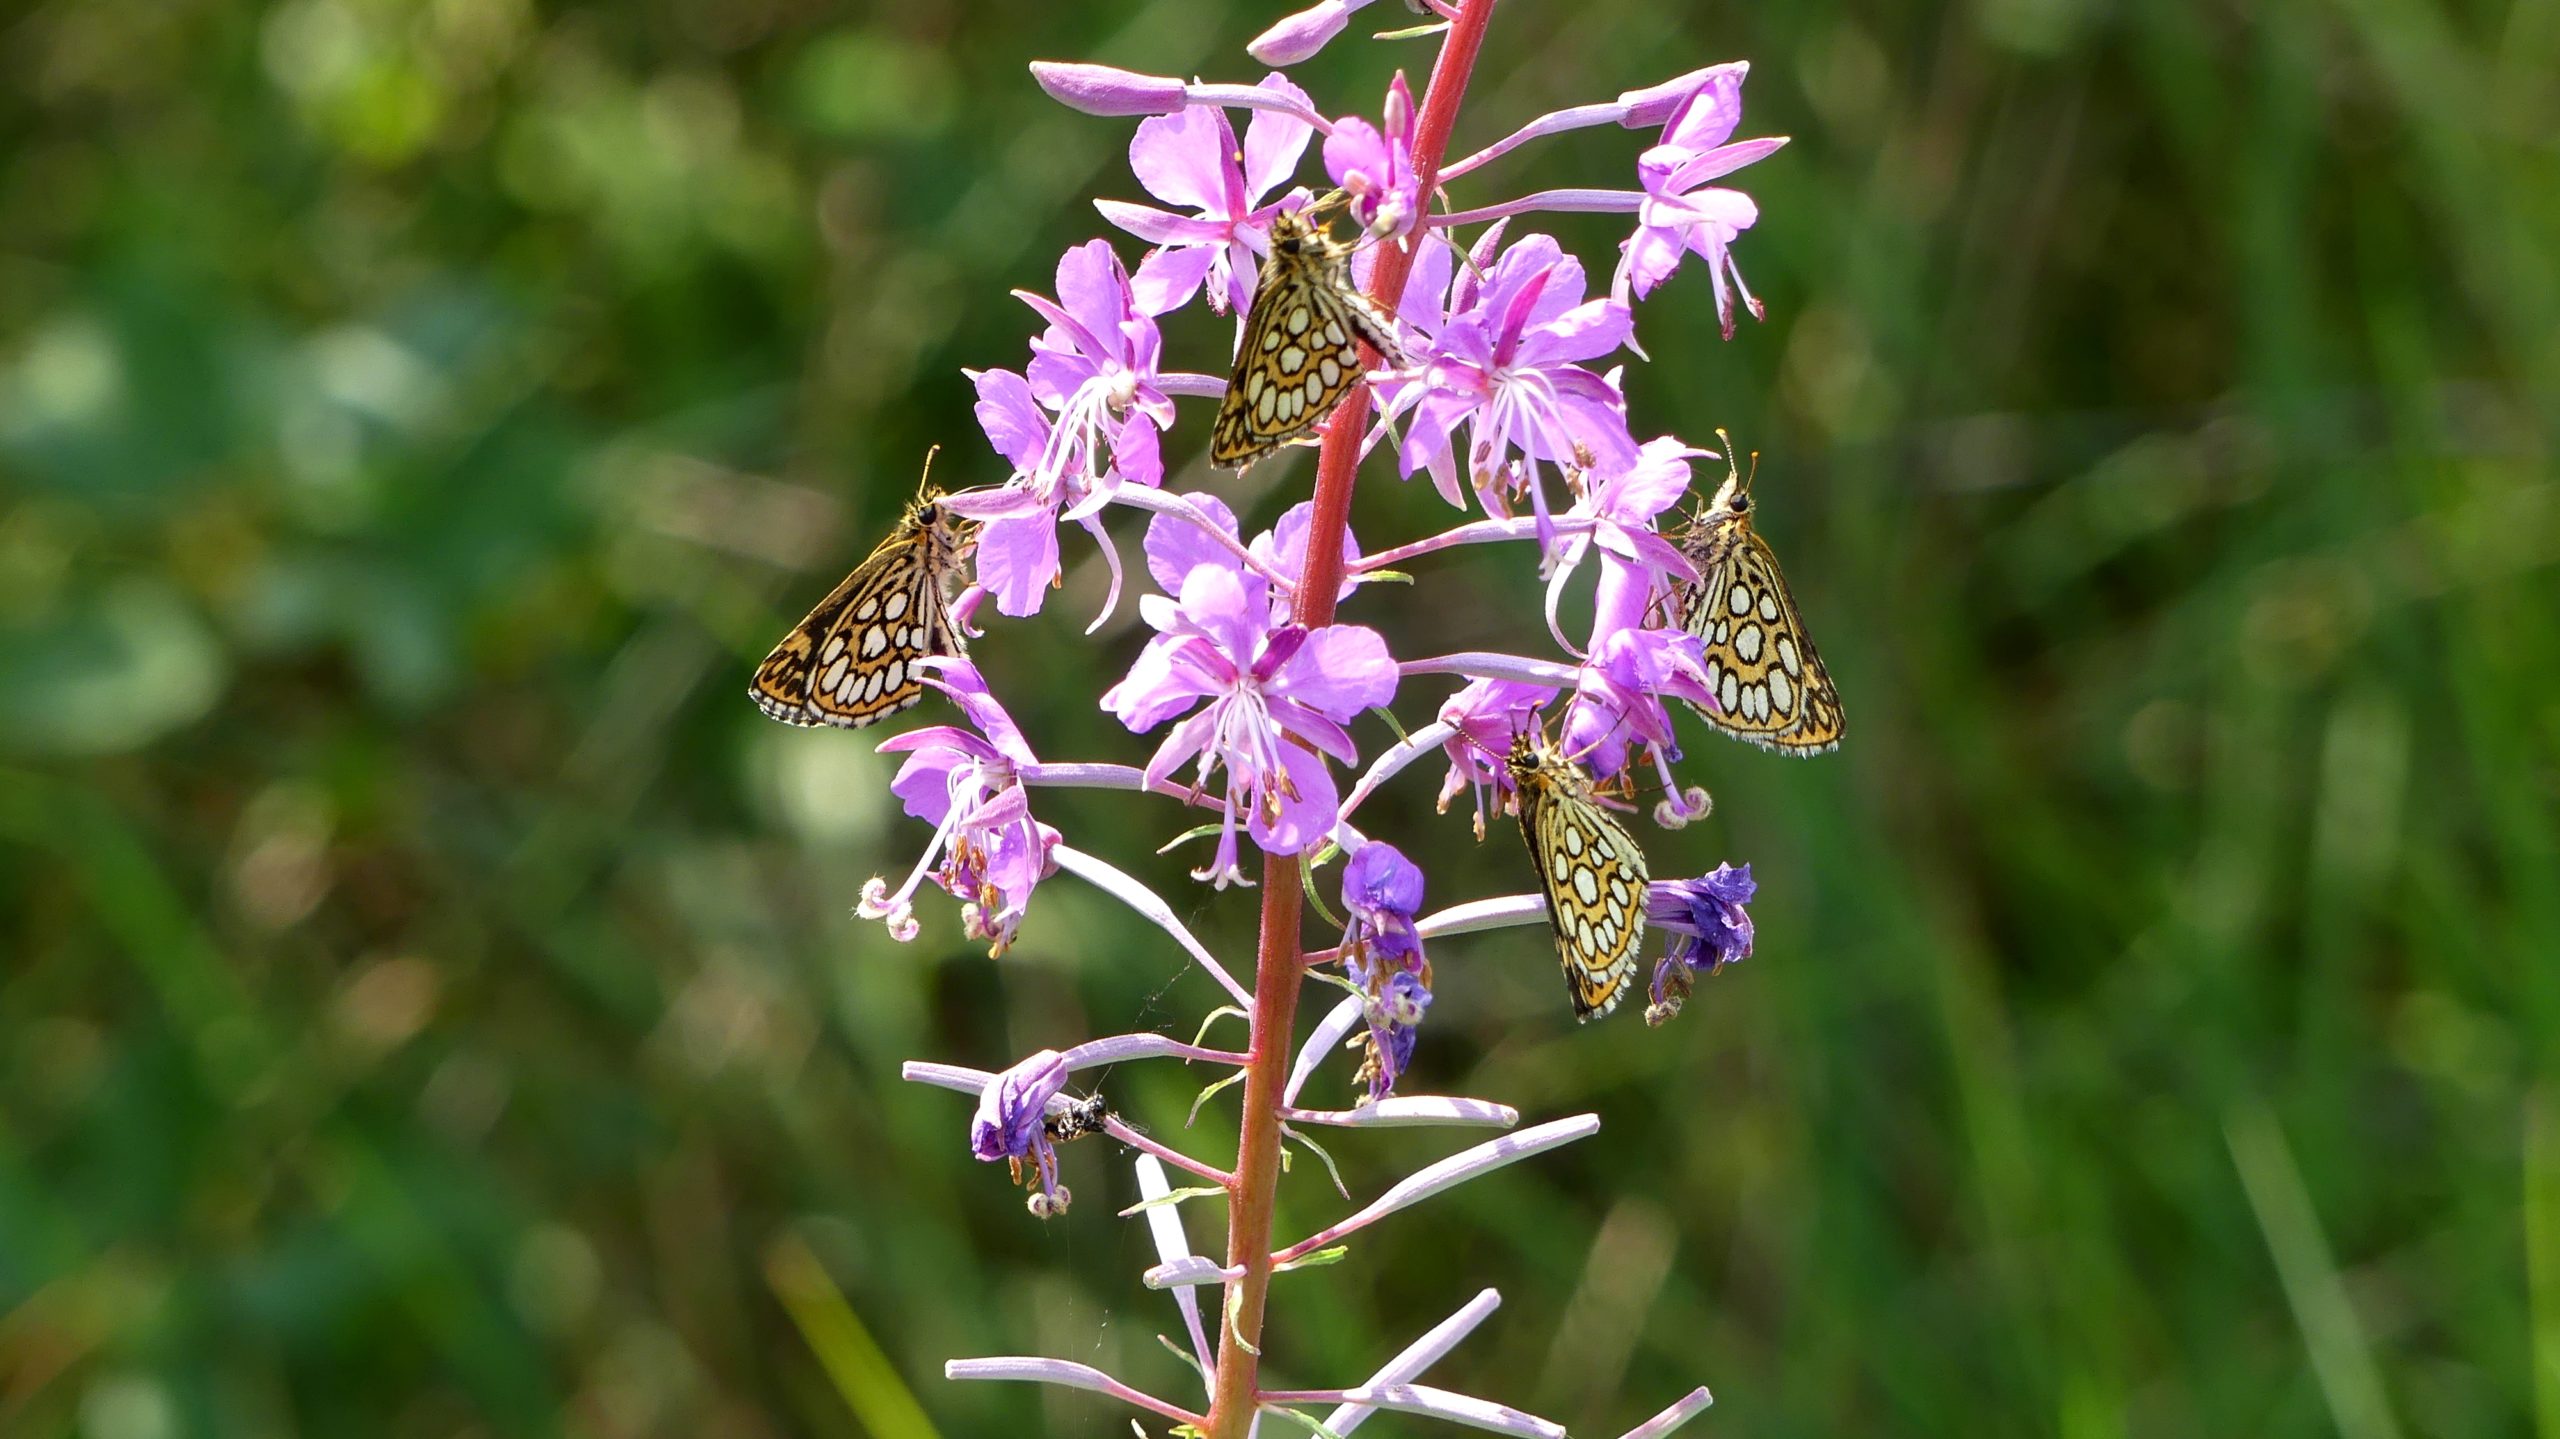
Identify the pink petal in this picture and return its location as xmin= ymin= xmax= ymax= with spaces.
xmin=1132 ymin=244 xmax=1220 ymax=316
xmin=1598 ymin=439 xmax=1697 ymax=520
xmin=1664 ymin=135 xmax=1787 ymax=190
xmin=1661 ymin=65 xmax=1747 ymax=153
xmin=1617 ymin=225 xmax=1688 ymax=301
xmin=1143 ymin=704 xmax=1222 ymax=787
xmin=1255 ymin=501 xmax=1360 ymax=607
xmin=1101 ymin=639 xmax=1193 ymax=736
xmin=1399 ymin=388 xmax=1473 ymax=479
xmin=1241 ymin=75 xmax=1319 ymax=202
xmin=1646 ymin=186 xmax=1759 ymax=234
xmin=1516 ymin=298 xmax=1632 ymax=368
xmin=969 ymin=368 xmax=1050 ymax=471
xmin=1276 ymin=622 xmax=1398 ymax=719
xmin=1098 ymin=199 xmax=1234 ymax=248
xmin=1178 ymin=562 xmax=1266 ymax=667
xmin=1129 ymin=105 xmax=1236 ymax=215
xmin=1111 ymin=409 xmax=1164 ymax=489
xmin=1144 ymin=493 xmax=1242 ymax=597
xmin=977 ymin=511 xmax=1061 ymax=618
xmin=1246 ymin=744 xmax=1340 ymax=856
xmin=885 ymin=743 xmax=967 ymax=823
xmin=1051 ymin=240 xmax=1133 ymax=358
xmin=1267 ymin=698 xmax=1360 ymax=764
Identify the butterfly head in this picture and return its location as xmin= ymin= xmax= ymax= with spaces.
xmin=1706 ymin=427 xmax=1761 ymax=518
xmin=907 ymin=486 xmax=981 ymax=551
xmin=1269 ymin=196 xmax=1353 ymax=260
xmin=1505 ymin=728 xmax=1579 ymax=793
xmin=1505 ymin=729 xmax=1539 ymax=774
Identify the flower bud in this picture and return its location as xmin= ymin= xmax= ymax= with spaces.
xmin=1030 ymin=61 xmax=1187 ymax=117
xmin=1249 ymin=1 xmax=1356 ymax=67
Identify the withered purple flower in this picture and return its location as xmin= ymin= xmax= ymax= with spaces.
xmin=1341 ymin=842 xmax=1432 ymax=1100
xmin=972 ymin=1049 xmax=1074 ymax=1216
xmin=1643 ymin=864 xmax=1757 ymax=1026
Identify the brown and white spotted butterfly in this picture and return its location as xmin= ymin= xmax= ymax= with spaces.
xmin=749 ymin=461 xmax=977 ymax=729
xmin=1670 ymin=440 xmax=1845 ymax=754
xmin=1508 ymin=732 xmax=1651 ymax=1022
xmin=1209 ymin=203 xmax=1403 ymax=471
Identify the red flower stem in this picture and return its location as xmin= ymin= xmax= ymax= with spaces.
xmin=1206 ymin=5 xmax=1501 ymax=1437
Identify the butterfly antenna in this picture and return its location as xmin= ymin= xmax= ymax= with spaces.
xmin=1711 ymin=427 xmax=1743 ymax=490
xmin=915 ymin=442 xmax=943 ymax=497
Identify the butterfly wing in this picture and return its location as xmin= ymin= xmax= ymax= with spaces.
xmin=750 ymin=515 xmax=964 ymax=728
xmin=1210 ymin=251 xmax=1399 ymax=471
xmin=1514 ymin=759 xmax=1650 ymax=1022
xmin=1683 ymin=525 xmax=1844 ymax=754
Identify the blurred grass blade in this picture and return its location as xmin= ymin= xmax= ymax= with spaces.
xmin=765 ymin=1231 xmax=943 ymax=1439
xmin=2226 ymin=1101 xmax=2404 ymax=1439
xmin=2528 ymin=1090 xmax=2560 ymax=1439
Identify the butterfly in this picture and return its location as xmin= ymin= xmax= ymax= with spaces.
xmin=1209 ymin=203 xmax=1403 ymax=471
xmin=1668 ymin=438 xmax=1845 ymax=754
xmin=1508 ymin=732 xmax=1650 ymax=1022
xmin=750 ymin=463 xmax=978 ymax=728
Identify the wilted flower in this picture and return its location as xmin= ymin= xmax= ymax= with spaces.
xmin=1613 ymin=63 xmax=1787 ymax=336
xmin=867 ymin=660 xmax=1058 ymax=955
xmin=1100 ymin=75 xmax=1317 ymax=317
xmin=1103 ymin=503 xmax=1398 ymax=885
xmin=971 ymin=1049 xmax=1074 ymax=1216
xmin=1643 ymin=864 xmax=1756 ymax=1026
xmin=1341 ymin=842 xmax=1432 ymax=1100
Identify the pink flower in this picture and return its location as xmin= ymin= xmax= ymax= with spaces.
xmin=1102 ymin=500 xmax=1398 ymax=885
xmin=866 ymin=659 xmax=1059 ymax=956
xmin=948 ymin=241 xmax=1172 ymax=619
xmin=1372 ymin=233 xmax=1639 ymax=547
xmin=1612 ymin=63 xmax=1788 ymax=336
xmin=1099 ymin=75 xmax=1318 ymax=317
xmin=1324 ymin=74 xmax=1420 ymax=238
xmin=1434 ymin=678 xmax=1557 ymax=833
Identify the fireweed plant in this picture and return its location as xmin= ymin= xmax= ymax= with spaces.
xmin=862 ymin=3 xmax=1790 ymax=1435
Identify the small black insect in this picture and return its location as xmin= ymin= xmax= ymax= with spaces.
xmin=1043 ymin=1092 xmax=1113 ymax=1144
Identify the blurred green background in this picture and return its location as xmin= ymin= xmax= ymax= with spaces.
xmin=4 ymin=0 xmax=2555 ymax=1434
